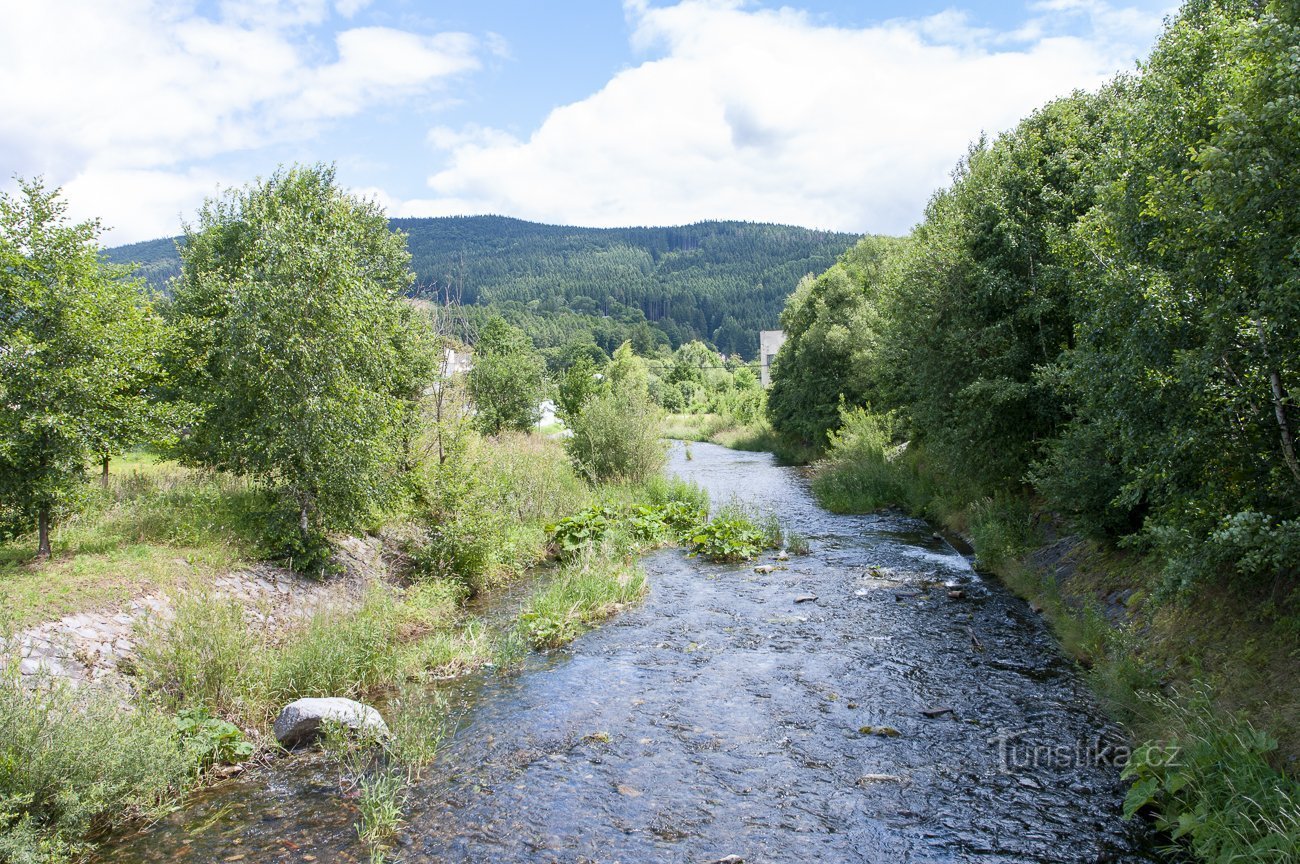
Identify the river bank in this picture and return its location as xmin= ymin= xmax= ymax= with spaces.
xmin=804 ymin=426 xmax=1300 ymax=862
xmin=93 ymin=442 xmax=1158 ymax=863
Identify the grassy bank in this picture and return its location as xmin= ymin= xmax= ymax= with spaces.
xmin=807 ymin=410 xmax=1300 ymax=862
xmin=663 ymin=412 xmax=817 ymax=464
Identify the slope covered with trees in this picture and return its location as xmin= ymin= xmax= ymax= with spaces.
xmin=106 ymin=217 xmax=858 ymax=359
xmin=769 ymin=2 xmax=1300 ymax=859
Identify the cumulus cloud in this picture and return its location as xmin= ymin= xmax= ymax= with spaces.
xmin=408 ymin=0 xmax=1170 ymax=234
xmin=0 ymin=0 xmax=482 ymax=240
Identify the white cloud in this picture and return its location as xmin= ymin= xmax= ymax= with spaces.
xmin=411 ymin=0 xmax=1170 ymax=235
xmin=0 ymin=0 xmax=483 ymax=241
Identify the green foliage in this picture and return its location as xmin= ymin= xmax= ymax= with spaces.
xmin=548 ymin=506 xmax=624 ymax=559
xmin=0 ymin=676 xmax=193 ymax=863
xmin=1122 ymin=689 xmax=1300 ymax=863
xmin=265 ymin=591 xmax=403 ymax=705
xmin=966 ymin=494 xmax=1040 ymax=573
xmin=565 ymin=383 xmax=666 ymax=484
xmin=516 ymin=552 xmax=647 ymax=649
xmin=766 ymin=236 xmax=902 ymax=448
xmin=687 ymin=504 xmax=772 ymax=563
xmin=410 ymin=431 xmax=587 ymax=594
xmin=1037 ymin=3 xmax=1300 ymax=582
xmin=173 ymin=708 xmax=254 ymax=767
xmin=167 ymin=163 xmax=433 ymax=571
xmin=547 ymin=497 xmax=708 ymax=561
xmin=809 ymin=407 xmax=908 ymax=513
xmin=135 ymin=593 xmax=264 ymax=718
xmin=556 ymin=354 xmax=600 ymax=423
xmin=467 ymin=316 xmax=546 ymax=434
xmin=0 ymin=179 xmax=175 ymax=556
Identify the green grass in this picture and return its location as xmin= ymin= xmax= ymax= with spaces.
xmin=516 ymin=552 xmax=647 ymax=649
xmin=0 ymin=674 xmax=197 ymax=864
xmin=0 ymin=459 xmax=264 ymax=629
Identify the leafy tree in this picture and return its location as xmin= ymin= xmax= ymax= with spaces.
xmin=467 ymin=315 xmax=546 ymax=434
xmin=605 ymin=340 xmax=650 ymax=399
xmin=0 ymin=179 xmax=170 ymax=556
xmin=556 ymin=354 xmax=600 ymax=424
xmin=879 ymin=91 xmax=1116 ymax=491
xmin=766 ymin=236 xmax=901 ymax=447
xmin=1040 ymin=1 xmax=1300 ymax=583
xmin=167 ymin=164 xmax=430 ymax=565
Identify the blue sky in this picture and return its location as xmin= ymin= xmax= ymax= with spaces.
xmin=1 ymin=0 xmax=1175 ymax=244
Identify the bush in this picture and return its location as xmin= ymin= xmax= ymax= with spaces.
xmin=810 ymin=408 xmax=908 ymax=513
xmin=410 ymin=432 xmax=588 ymax=594
xmin=967 ymin=494 xmax=1039 ymax=572
xmin=0 ymin=676 xmax=194 ymax=862
xmin=566 ymin=389 xmax=666 ymax=484
xmin=267 ymin=589 xmax=403 ymax=705
xmin=1123 ymin=689 xmax=1300 ymax=863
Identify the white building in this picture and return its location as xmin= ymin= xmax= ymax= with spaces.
xmin=759 ymin=330 xmax=787 ymax=388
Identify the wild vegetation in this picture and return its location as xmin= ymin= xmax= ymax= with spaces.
xmin=0 ymin=164 xmax=799 ymax=862
xmin=767 ymin=2 xmax=1300 ymax=860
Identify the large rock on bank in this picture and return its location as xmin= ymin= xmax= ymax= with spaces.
xmin=273 ymin=697 xmax=388 ymax=748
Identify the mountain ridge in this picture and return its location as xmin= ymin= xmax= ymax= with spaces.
xmin=105 ymin=215 xmax=862 ymax=357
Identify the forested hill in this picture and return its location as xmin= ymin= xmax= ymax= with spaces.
xmin=105 ymin=216 xmax=859 ymax=358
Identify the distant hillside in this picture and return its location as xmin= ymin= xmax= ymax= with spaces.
xmin=105 ymin=216 xmax=860 ymax=357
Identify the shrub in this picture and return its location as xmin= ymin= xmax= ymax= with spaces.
xmin=565 ymin=389 xmax=666 ymax=484
xmin=267 ymin=589 xmax=403 ymax=704
xmin=967 ymin=494 xmax=1039 ymax=572
xmin=0 ymin=676 xmax=193 ymax=862
xmin=810 ymin=408 xmax=908 ymax=513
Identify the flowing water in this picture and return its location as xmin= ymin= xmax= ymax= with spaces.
xmin=99 ymin=442 xmax=1158 ymax=863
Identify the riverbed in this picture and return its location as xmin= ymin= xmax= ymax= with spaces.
xmin=98 ymin=441 xmax=1156 ymax=863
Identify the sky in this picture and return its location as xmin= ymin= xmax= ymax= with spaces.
xmin=0 ymin=0 xmax=1177 ymax=245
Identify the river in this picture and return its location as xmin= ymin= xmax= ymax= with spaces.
xmin=98 ymin=441 xmax=1157 ymax=863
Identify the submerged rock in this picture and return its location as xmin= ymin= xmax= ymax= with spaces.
xmin=272 ymin=697 xmax=388 ymax=748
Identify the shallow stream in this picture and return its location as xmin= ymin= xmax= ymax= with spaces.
xmin=98 ymin=442 xmax=1157 ymax=863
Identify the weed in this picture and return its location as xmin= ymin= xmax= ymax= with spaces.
xmin=173 ymin=707 xmax=254 ymax=768
xmin=0 ymin=674 xmax=194 ymax=862
xmin=134 ymin=593 xmax=264 ymax=719
xmin=517 ymin=552 xmax=647 ymax=649
xmin=785 ymin=531 xmax=811 ymax=555
xmin=1123 ymin=688 xmax=1300 ymax=863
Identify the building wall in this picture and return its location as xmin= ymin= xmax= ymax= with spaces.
xmin=759 ymin=330 xmax=787 ymax=388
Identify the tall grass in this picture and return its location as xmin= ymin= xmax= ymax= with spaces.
xmin=1124 ymin=689 xmax=1300 ymax=862
xmin=516 ymin=551 xmax=647 ymax=649
xmin=0 ymin=674 xmax=194 ymax=863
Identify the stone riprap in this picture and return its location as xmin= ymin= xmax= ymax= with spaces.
xmin=1 ymin=535 xmax=383 ymax=688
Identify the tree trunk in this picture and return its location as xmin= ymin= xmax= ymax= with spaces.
xmin=37 ymin=506 xmax=51 ymax=559
xmin=299 ymin=497 xmax=311 ymax=544
xmin=1255 ymin=320 xmax=1300 ymax=486
xmin=100 ymin=454 xmax=110 ymax=487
